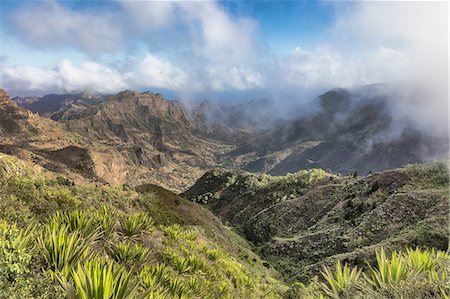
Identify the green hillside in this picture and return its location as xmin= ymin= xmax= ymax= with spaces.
xmin=0 ymin=153 xmax=285 ymax=298
xmin=184 ymin=162 xmax=449 ymax=285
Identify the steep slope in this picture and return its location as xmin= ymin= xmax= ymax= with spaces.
xmin=183 ymin=162 xmax=449 ymax=281
xmin=58 ymin=90 xmax=232 ymax=190
xmin=0 ymin=153 xmax=285 ymax=298
xmin=2 ymin=89 xmax=231 ymax=191
xmin=0 ymin=89 xmax=101 ymax=182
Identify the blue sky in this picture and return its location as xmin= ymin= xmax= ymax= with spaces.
xmin=0 ymin=0 xmax=447 ymax=103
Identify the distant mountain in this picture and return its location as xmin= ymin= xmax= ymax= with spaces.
xmin=9 ymin=85 xmax=448 ymax=187
xmin=225 ymin=87 xmax=448 ymax=175
xmin=13 ymin=92 xmax=107 ymax=120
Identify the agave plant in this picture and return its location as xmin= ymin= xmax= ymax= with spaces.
xmin=140 ymin=263 xmax=170 ymax=290
xmin=187 ymin=255 xmax=209 ymax=272
xmin=217 ymin=282 xmax=231 ymax=299
xmin=95 ymin=205 xmax=118 ymax=237
xmin=320 ymin=260 xmax=361 ymax=298
xmin=62 ymin=258 xmax=136 ymax=299
xmin=162 ymin=224 xmax=183 ymax=242
xmin=172 ymin=257 xmax=192 ymax=274
xmin=428 ymin=267 xmax=449 ymax=299
xmin=50 ymin=210 xmax=99 ymax=238
xmin=204 ymin=247 xmax=222 ymax=261
xmin=37 ymin=222 xmax=99 ymax=279
xmin=110 ymin=241 xmax=151 ymax=265
xmin=167 ymin=277 xmax=189 ymax=298
xmin=119 ymin=212 xmax=153 ymax=239
xmin=364 ymin=248 xmax=416 ymax=289
xmin=188 ymin=277 xmax=200 ymax=293
xmin=404 ymin=247 xmax=437 ymax=272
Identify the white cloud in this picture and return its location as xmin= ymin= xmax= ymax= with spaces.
xmin=10 ymin=1 xmax=122 ymax=53
xmin=2 ymin=0 xmax=447 ymax=141
xmin=331 ymin=1 xmax=448 ymax=137
xmin=57 ymin=60 xmax=127 ymax=93
xmin=128 ymin=54 xmax=192 ymax=90
xmin=1 ymin=60 xmax=127 ymax=95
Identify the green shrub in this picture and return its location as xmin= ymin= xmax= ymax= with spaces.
xmin=320 ymin=260 xmax=361 ymax=298
xmin=61 ymin=258 xmax=136 ymax=299
xmin=110 ymin=241 xmax=151 ymax=265
xmin=0 ymin=221 xmax=33 ymax=287
xmin=37 ymin=222 xmax=99 ymax=279
xmin=120 ymin=212 xmax=153 ymax=239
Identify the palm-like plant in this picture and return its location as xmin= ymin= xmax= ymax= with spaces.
xmin=167 ymin=277 xmax=189 ymax=298
xmin=187 ymin=255 xmax=209 ymax=272
xmin=364 ymin=248 xmax=415 ymax=289
xmin=404 ymin=247 xmax=437 ymax=272
xmin=140 ymin=263 xmax=170 ymax=290
xmin=320 ymin=260 xmax=361 ymax=298
xmin=50 ymin=210 xmax=99 ymax=238
xmin=37 ymin=222 xmax=98 ymax=279
xmin=110 ymin=241 xmax=151 ymax=265
xmin=95 ymin=205 xmax=118 ymax=237
xmin=162 ymin=224 xmax=182 ymax=242
xmin=63 ymin=258 xmax=136 ymax=299
xmin=172 ymin=258 xmax=192 ymax=274
xmin=119 ymin=212 xmax=153 ymax=239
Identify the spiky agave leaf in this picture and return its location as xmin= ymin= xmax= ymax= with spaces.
xmin=37 ymin=222 xmax=99 ymax=279
xmin=364 ymin=248 xmax=417 ymax=289
xmin=320 ymin=260 xmax=361 ymax=298
xmin=119 ymin=212 xmax=153 ymax=239
xmin=110 ymin=241 xmax=151 ymax=265
xmin=64 ymin=258 xmax=136 ymax=299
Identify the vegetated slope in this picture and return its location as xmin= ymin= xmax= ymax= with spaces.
xmin=0 ymin=153 xmax=285 ymax=298
xmin=226 ymin=86 xmax=449 ymax=175
xmin=183 ymin=162 xmax=449 ymax=281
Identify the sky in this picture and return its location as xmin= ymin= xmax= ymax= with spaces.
xmin=0 ymin=0 xmax=448 ymax=108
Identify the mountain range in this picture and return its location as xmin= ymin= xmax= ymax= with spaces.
xmin=9 ymin=85 xmax=448 ymax=191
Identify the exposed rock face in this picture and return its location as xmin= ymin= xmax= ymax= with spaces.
xmin=56 ymin=90 xmax=231 ymax=190
xmin=3 ymin=89 xmax=238 ymax=191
